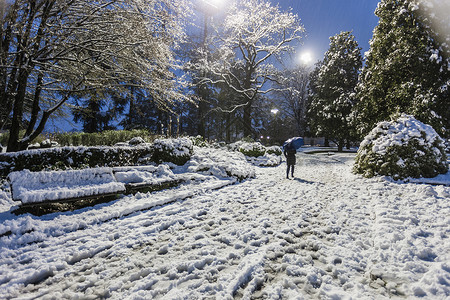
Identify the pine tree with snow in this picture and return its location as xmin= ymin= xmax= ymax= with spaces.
xmin=355 ymin=0 xmax=450 ymax=138
xmin=308 ymin=31 xmax=363 ymax=151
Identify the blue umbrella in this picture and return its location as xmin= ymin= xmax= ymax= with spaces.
xmin=283 ymin=137 xmax=304 ymax=149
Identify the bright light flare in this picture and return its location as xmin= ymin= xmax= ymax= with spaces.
xmin=299 ymin=51 xmax=313 ymax=64
xmin=203 ymin=0 xmax=224 ymax=9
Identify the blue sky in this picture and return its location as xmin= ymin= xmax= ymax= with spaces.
xmin=278 ymin=0 xmax=380 ymax=64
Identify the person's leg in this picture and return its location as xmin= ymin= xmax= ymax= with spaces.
xmin=286 ymin=165 xmax=290 ymax=178
xmin=291 ymin=165 xmax=295 ymax=177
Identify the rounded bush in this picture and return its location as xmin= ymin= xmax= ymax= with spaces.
xmin=152 ymin=137 xmax=193 ymax=165
xmin=238 ymin=142 xmax=266 ymax=158
xmin=354 ymin=114 xmax=448 ymax=179
xmin=265 ymin=146 xmax=282 ymax=156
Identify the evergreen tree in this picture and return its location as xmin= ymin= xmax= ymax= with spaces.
xmin=72 ymin=90 xmax=126 ymax=133
xmin=355 ymin=0 xmax=450 ymax=137
xmin=308 ymin=31 xmax=362 ymax=151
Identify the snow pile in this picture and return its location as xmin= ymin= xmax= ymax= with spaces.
xmin=354 ymin=114 xmax=448 ymax=179
xmin=113 ymin=165 xmax=176 ymax=185
xmin=8 ymin=168 xmax=126 ymax=204
xmin=152 ymin=137 xmax=193 ymax=165
xmin=185 ymin=146 xmax=255 ymax=180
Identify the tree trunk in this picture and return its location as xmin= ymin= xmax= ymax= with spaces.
xmin=225 ymin=113 xmax=231 ymax=143
xmin=25 ymin=73 xmax=43 ymax=137
xmin=7 ymin=72 xmax=28 ymax=152
xmin=243 ymin=101 xmax=252 ymax=138
xmin=197 ymin=99 xmax=206 ymax=137
xmin=242 ymin=66 xmax=254 ymax=138
xmin=338 ymin=140 xmax=344 ymax=152
xmin=0 ymin=2 xmax=19 ymax=130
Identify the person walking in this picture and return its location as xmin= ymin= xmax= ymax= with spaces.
xmin=284 ymin=142 xmax=296 ymax=179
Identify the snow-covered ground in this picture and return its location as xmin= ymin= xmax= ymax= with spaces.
xmin=0 ymin=149 xmax=449 ymax=299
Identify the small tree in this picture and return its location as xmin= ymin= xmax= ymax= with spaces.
xmin=308 ymin=31 xmax=362 ymax=151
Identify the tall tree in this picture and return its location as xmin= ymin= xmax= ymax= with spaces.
xmin=0 ymin=0 xmax=190 ymax=152
xmin=199 ymin=0 xmax=304 ymax=138
xmin=355 ymin=0 xmax=450 ymax=137
xmin=308 ymin=31 xmax=362 ymax=151
xmin=273 ymin=65 xmax=311 ymax=137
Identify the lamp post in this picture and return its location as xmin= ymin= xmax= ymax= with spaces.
xmin=270 ymin=108 xmax=280 ymax=145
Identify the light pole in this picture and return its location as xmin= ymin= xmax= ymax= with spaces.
xmin=267 ymin=108 xmax=279 ymax=145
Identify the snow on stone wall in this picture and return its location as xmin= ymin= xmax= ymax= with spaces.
xmin=8 ymin=168 xmax=126 ymax=204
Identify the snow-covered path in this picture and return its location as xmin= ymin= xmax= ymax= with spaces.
xmin=0 ymin=152 xmax=449 ymax=299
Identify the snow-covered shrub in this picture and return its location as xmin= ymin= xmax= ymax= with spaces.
xmin=0 ymin=145 xmax=154 ymax=176
xmin=39 ymin=139 xmax=59 ymax=148
xmin=266 ymin=146 xmax=282 ymax=156
xmin=128 ymin=137 xmax=146 ymax=146
xmin=226 ymin=141 xmax=282 ymax=166
xmin=190 ymin=135 xmax=209 ymax=147
xmin=246 ymin=154 xmax=282 ymax=167
xmin=354 ymin=114 xmax=448 ymax=179
xmin=152 ymin=137 xmax=193 ymax=165
xmin=54 ymin=129 xmax=153 ymax=146
xmin=238 ymin=142 xmax=266 ymax=157
xmin=186 ymin=147 xmax=255 ymax=180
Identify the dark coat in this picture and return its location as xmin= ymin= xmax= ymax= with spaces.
xmin=284 ymin=144 xmax=296 ymax=165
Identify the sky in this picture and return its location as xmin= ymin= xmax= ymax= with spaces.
xmin=277 ymin=0 xmax=380 ymax=64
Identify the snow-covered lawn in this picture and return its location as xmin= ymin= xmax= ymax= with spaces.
xmin=0 ymin=151 xmax=449 ymax=299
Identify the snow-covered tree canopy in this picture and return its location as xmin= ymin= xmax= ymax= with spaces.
xmin=198 ymin=0 xmax=304 ymax=137
xmin=0 ymin=0 xmax=191 ymax=152
xmin=308 ymin=31 xmax=362 ymax=151
xmin=355 ymin=0 xmax=450 ymax=138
